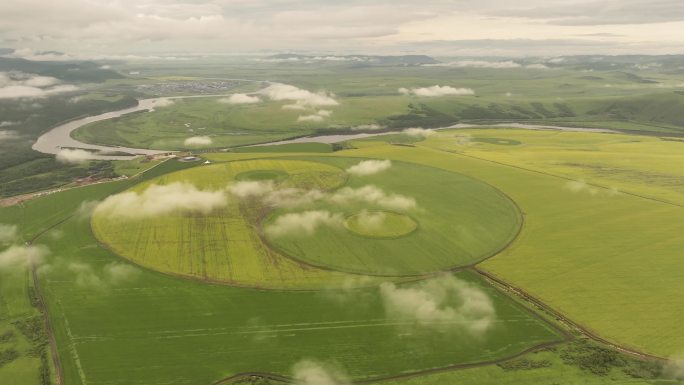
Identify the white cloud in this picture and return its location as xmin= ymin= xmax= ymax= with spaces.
xmin=184 ymin=136 xmax=213 ymax=147
xmin=0 ymin=224 xmax=18 ymax=243
xmin=0 ymin=72 xmax=78 ymax=99
xmin=94 ymin=182 xmax=228 ymax=219
xmin=0 ymin=130 xmax=19 ymax=141
xmin=525 ymin=63 xmax=549 ymax=69
xmin=262 ymin=83 xmax=338 ymax=109
xmin=68 ymin=261 xmax=140 ymax=288
xmin=329 ymin=185 xmax=416 ymax=211
xmin=265 ymin=210 xmax=343 ymax=237
xmin=297 ymin=109 xmax=332 ymax=122
xmin=0 ymin=121 xmax=19 ymax=128
xmin=56 ymin=148 xmax=94 ymax=163
xmin=428 ymin=60 xmax=522 ymax=69
xmin=228 ymin=180 xmax=275 ymax=198
xmin=292 ymin=360 xmax=349 ymax=385
xmin=402 ymin=127 xmax=435 ymax=138
xmin=219 ymin=93 xmax=261 ymax=105
xmin=0 ymin=245 xmax=49 ymax=269
xmin=151 ymin=98 xmax=174 ymax=108
xmin=399 ymin=85 xmax=475 ymax=97
xmin=352 ymin=210 xmax=387 ymax=231
xmin=350 ymin=124 xmax=384 ymax=131
xmin=346 ymin=159 xmax=392 ymax=176
xmin=380 ymin=275 xmax=496 ymax=334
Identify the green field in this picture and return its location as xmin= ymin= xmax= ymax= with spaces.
xmin=345 ymin=129 xmax=684 ymax=357
xmin=0 ymin=166 xmax=564 ymax=384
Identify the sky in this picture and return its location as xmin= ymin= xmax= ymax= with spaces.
xmin=1 ymin=0 xmax=684 ymax=57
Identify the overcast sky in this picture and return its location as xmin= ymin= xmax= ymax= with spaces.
xmin=1 ymin=0 xmax=684 ymax=57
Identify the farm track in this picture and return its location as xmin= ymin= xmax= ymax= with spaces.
xmin=27 ymin=218 xmax=74 ymax=385
xmin=210 ymin=339 xmax=568 ymax=385
xmin=474 ymin=267 xmax=667 ymax=362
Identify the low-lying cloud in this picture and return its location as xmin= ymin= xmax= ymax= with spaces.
xmin=228 ymin=180 xmax=275 ymax=198
xmin=68 ymin=261 xmax=141 ymax=289
xmin=353 ymin=210 xmax=386 ymax=231
xmin=0 ymin=71 xmax=78 ymax=99
xmin=403 ymin=127 xmax=435 ymax=138
xmin=0 ymin=245 xmax=49 ymax=269
xmin=219 ymin=93 xmax=260 ymax=105
xmin=184 ymin=136 xmax=213 ymax=147
xmin=380 ymin=275 xmax=496 ymax=334
xmin=329 ymin=185 xmax=416 ymax=211
xmin=298 ymin=109 xmax=333 ymax=122
xmin=265 ymin=210 xmax=343 ymax=237
xmin=261 ymin=83 xmax=338 ymax=109
xmin=94 ymin=182 xmax=228 ymax=219
xmin=0 ymin=224 xmax=18 ymax=244
xmin=399 ymin=85 xmax=475 ymax=97
xmin=350 ymin=124 xmax=384 ymax=131
xmin=292 ymin=360 xmax=349 ymax=385
xmin=56 ymin=148 xmax=94 ymax=163
xmin=346 ymin=159 xmax=391 ymax=176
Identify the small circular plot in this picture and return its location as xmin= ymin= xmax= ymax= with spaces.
xmin=345 ymin=211 xmax=417 ymax=239
xmin=472 ymin=137 xmax=522 ymax=146
xmin=236 ymin=169 xmax=288 ymax=182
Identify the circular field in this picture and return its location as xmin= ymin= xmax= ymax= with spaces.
xmin=93 ymin=156 xmax=522 ymax=285
xmin=344 ymin=211 xmax=417 ymax=239
xmin=263 ymin=158 xmax=522 ymax=276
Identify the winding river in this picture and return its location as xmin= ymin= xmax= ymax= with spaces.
xmin=32 ymin=95 xmax=617 ymax=161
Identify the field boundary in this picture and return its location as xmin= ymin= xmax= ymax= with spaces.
xmin=474 ymin=267 xmax=667 ymax=362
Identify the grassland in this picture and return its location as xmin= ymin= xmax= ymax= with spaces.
xmin=342 ymin=130 xmax=684 ymax=357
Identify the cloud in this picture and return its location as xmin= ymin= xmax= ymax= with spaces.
xmin=430 ymin=60 xmax=522 ymax=69
xmin=265 ymin=210 xmax=343 ymax=237
xmin=264 ymin=188 xmax=326 ymax=208
xmin=664 ymin=357 xmax=684 ymax=380
xmin=68 ymin=261 xmax=140 ymax=289
xmin=525 ymin=63 xmax=550 ymax=69
xmin=0 ymin=224 xmax=18 ymax=244
xmin=352 ymin=210 xmax=387 ymax=231
xmin=329 ymin=185 xmax=416 ymax=211
xmin=94 ymin=182 xmax=228 ymax=219
xmin=402 ymin=127 xmax=435 ymax=138
xmin=0 ymin=245 xmax=49 ymax=269
xmin=346 ymin=160 xmax=392 ymax=176
xmin=350 ymin=124 xmax=384 ymax=131
xmin=399 ymin=85 xmax=474 ymax=97
xmin=184 ymin=136 xmax=213 ymax=147
xmin=261 ymin=83 xmax=338 ymax=109
xmin=380 ymin=275 xmax=496 ymax=334
xmin=0 ymin=72 xmax=78 ymax=99
xmin=0 ymin=121 xmax=19 ymax=128
xmin=292 ymin=360 xmax=349 ymax=385
xmin=564 ymin=179 xmax=619 ymax=196
xmin=219 ymin=93 xmax=261 ymax=105
xmin=56 ymin=148 xmax=94 ymax=163
xmin=297 ymin=110 xmax=332 ymax=122
xmin=0 ymin=130 xmax=19 ymax=141
xmin=151 ymin=98 xmax=174 ymax=108
xmin=228 ymin=180 xmax=275 ymax=198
